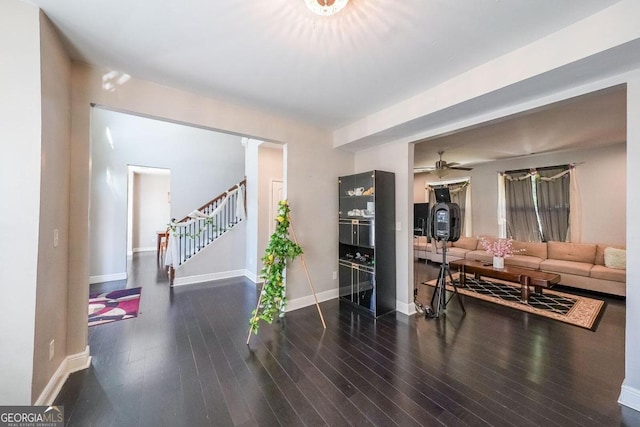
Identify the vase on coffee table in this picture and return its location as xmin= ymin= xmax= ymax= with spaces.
xmin=493 ymin=256 xmax=505 ymax=269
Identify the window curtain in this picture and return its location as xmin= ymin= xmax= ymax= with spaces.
xmin=449 ymin=182 xmax=468 ymax=236
xmin=536 ymin=167 xmax=570 ymax=242
xmin=497 ymin=173 xmax=507 ymax=238
xmin=569 ymin=166 xmax=582 ymax=243
xmin=504 ymin=172 xmax=540 ymax=241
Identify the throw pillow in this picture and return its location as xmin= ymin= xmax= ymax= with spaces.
xmin=604 ymin=247 xmax=626 ymax=270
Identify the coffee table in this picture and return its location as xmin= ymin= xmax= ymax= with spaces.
xmin=448 ymin=259 xmax=561 ymax=303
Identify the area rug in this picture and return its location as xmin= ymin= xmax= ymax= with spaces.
xmin=422 ymin=274 xmax=605 ymax=331
xmin=88 ymin=287 xmax=142 ymax=327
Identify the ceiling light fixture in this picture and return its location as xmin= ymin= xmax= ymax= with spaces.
xmin=305 ymin=0 xmax=349 ymax=16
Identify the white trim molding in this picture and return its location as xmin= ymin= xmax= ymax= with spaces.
xmin=286 ymin=288 xmax=338 ymax=312
xmin=132 ymin=247 xmax=155 ymax=253
xmin=172 ymin=269 xmax=246 ymax=287
xmin=619 ymin=383 xmax=640 ymax=412
xmin=244 ymin=269 xmax=263 ymax=285
xmin=89 ymin=272 xmax=127 ymax=284
xmin=35 ymin=346 xmax=91 ymax=406
xmin=396 ymin=300 xmax=417 ymax=316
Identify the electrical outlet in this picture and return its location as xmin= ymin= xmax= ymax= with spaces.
xmin=332 ymin=271 xmax=337 ymax=280
xmin=49 ymin=339 xmax=55 ymax=361
xmin=395 ymin=221 xmax=401 ymax=231
xmin=53 ymin=229 xmax=59 ymax=247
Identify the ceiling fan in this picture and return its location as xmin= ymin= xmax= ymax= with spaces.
xmin=414 ymin=151 xmax=473 ymax=176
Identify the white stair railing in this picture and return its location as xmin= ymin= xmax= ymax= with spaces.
xmin=165 ymin=179 xmax=246 ymax=282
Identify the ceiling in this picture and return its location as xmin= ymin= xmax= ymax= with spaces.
xmin=31 ymin=0 xmax=622 ymax=133
xmin=413 ymin=85 xmax=627 ymax=171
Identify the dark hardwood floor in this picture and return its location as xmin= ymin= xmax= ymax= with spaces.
xmin=55 ymin=252 xmax=640 ymax=426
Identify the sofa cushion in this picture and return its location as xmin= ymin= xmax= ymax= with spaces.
xmin=413 ymin=236 xmax=428 ymax=249
xmin=512 ymin=241 xmax=547 ymax=259
xmin=447 ymin=247 xmax=472 ymax=258
xmin=434 ymin=240 xmax=452 ymax=249
xmin=604 ymin=247 xmax=626 ymax=270
xmin=595 ymin=244 xmax=625 ymax=266
xmin=504 ymin=255 xmax=544 ymax=270
xmin=453 ymin=236 xmax=478 ymax=251
xmin=547 ymin=241 xmax=596 ymax=264
xmin=590 ymin=265 xmax=626 ymax=282
xmin=539 ymin=259 xmax=592 ymax=277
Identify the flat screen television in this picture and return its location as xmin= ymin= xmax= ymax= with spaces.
xmin=414 ymin=203 xmax=429 ymax=234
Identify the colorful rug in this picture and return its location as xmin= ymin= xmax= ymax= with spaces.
xmin=88 ymin=287 xmax=142 ymax=327
xmin=422 ymin=274 xmax=605 ymax=330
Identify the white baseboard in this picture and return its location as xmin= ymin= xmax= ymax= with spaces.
xmin=619 ymin=383 xmax=640 ymax=412
xmin=286 ymin=288 xmax=339 ymax=312
xmin=172 ymin=269 xmax=246 ymax=287
xmin=89 ymin=272 xmax=127 ymax=284
xmin=35 ymin=346 xmax=91 ymax=406
xmin=244 ymin=269 xmax=263 ymax=284
xmin=132 ymin=247 xmax=155 ymax=253
xmin=397 ymin=300 xmax=417 ymax=316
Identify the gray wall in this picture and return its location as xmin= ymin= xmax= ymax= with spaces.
xmin=413 ymin=142 xmax=627 ymax=245
xmin=90 ymin=108 xmax=245 ymax=280
xmin=32 ymin=11 xmax=72 ymax=403
xmin=414 ymin=143 xmax=626 ymax=245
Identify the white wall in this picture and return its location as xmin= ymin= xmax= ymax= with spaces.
xmin=89 ymin=108 xmax=245 ymax=280
xmin=258 ymin=145 xmax=284 ymax=271
xmin=132 ymin=172 xmax=170 ymax=251
xmin=621 ymin=76 xmax=640 ymax=412
xmin=244 ymin=139 xmax=261 ymax=281
xmin=413 ymin=172 xmax=430 ymax=203
xmin=0 ymin=0 xmax=42 ymax=404
xmin=354 ymin=141 xmax=414 ymax=315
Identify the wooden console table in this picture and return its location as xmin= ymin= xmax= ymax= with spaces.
xmin=156 ymin=230 xmax=169 ymax=263
xmin=449 ymin=259 xmax=561 ymax=303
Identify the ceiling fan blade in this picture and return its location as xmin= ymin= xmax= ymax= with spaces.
xmin=413 ymin=167 xmax=435 ymax=173
xmin=450 ymin=166 xmax=473 ymax=171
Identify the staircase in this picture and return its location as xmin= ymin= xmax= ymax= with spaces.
xmin=166 ymin=178 xmax=246 ymax=285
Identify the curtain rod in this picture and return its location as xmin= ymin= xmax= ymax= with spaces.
xmin=502 ymin=162 xmax=583 ymax=175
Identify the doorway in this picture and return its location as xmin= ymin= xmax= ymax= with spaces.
xmin=126 ymin=165 xmax=171 ymax=257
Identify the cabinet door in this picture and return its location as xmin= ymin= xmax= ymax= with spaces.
xmin=356 ymin=267 xmax=375 ymax=311
xmin=339 ymin=220 xmax=355 ymax=245
xmin=339 ymin=262 xmax=354 ymax=302
xmin=356 ymin=221 xmax=374 ymax=247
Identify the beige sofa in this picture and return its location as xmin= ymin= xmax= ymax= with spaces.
xmin=415 ymin=236 xmax=626 ymax=297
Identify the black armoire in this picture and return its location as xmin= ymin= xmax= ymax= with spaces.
xmin=338 ymin=170 xmax=396 ymax=317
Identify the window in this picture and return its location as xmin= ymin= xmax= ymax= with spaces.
xmin=501 ymin=166 xmax=570 ymax=242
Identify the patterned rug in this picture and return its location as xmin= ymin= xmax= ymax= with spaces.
xmin=423 ymin=274 xmax=605 ymax=330
xmin=88 ymin=287 xmax=142 ymax=327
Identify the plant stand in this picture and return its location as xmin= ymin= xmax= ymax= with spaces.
xmin=246 ymin=216 xmax=326 ymax=345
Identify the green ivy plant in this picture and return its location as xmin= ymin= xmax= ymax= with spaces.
xmin=249 ymin=200 xmax=303 ymax=335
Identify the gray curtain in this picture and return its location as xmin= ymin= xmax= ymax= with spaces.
xmin=536 ymin=168 xmax=570 ymax=242
xmin=449 ymin=182 xmax=467 ymax=235
xmin=505 ymin=173 xmax=541 ymax=241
